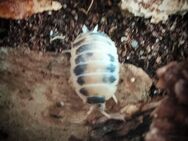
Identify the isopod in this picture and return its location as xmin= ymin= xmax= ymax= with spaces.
xmin=51 ymin=25 xmax=120 ymax=118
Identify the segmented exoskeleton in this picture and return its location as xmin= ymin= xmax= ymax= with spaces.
xmin=51 ymin=25 xmax=119 ymax=118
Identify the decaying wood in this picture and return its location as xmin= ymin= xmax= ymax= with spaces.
xmin=0 ymin=0 xmax=62 ymax=19
xmin=0 ymin=47 xmax=152 ymax=141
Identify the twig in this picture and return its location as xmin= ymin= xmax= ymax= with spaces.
xmin=79 ymin=0 xmax=94 ymax=15
xmin=86 ymin=0 xmax=94 ymax=14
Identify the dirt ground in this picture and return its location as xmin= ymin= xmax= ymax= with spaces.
xmin=0 ymin=0 xmax=188 ymax=141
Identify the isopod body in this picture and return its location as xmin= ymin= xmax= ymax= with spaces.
xmin=70 ymin=25 xmax=120 ymax=118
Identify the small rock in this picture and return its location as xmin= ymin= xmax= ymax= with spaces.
xmin=121 ymin=36 xmax=127 ymax=42
xmin=156 ymin=56 xmax=161 ymax=64
xmin=155 ymin=38 xmax=159 ymax=43
xmin=146 ymin=46 xmax=151 ymax=53
xmin=100 ymin=17 xmax=107 ymax=23
xmin=63 ymin=4 xmax=67 ymax=9
xmin=130 ymin=39 xmax=139 ymax=49
xmin=139 ymin=50 xmax=144 ymax=56
xmin=130 ymin=77 xmax=136 ymax=83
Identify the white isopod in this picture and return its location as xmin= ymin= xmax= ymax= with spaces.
xmin=51 ymin=25 xmax=120 ymax=118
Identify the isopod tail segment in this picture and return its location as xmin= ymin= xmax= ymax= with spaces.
xmin=86 ymin=96 xmax=111 ymax=118
xmin=87 ymin=104 xmax=111 ymax=118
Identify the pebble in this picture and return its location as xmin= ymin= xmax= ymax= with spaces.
xmin=130 ymin=77 xmax=136 ymax=83
xmin=48 ymin=11 xmax=52 ymax=15
xmin=130 ymin=39 xmax=139 ymax=49
xmin=153 ymin=90 xmax=158 ymax=95
xmin=146 ymin=46 xmax=151 ymax=53
xmin=155 ymin=38 xmax=159 ymax=43
xmin=121 ymin=36 xmax=127 ymax=42
xmin=139 ymin=50 xmax=144 ymax=56
xmin=63 ymin=4 xmax=67 ymax=9
xmin=156 ymin=56 xmax=161 ymax=64
xmin=74 ymin=14 xmax=78 ymax=21
xmin=100 ymin=17 xmax=107 ymax=23
xmin=50 ymin=30 xmax=53 ymax=36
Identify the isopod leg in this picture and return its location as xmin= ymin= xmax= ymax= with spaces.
xmin=50 ymin=35 xmax=71 ymax=54
xmin=87 ymin=105 xmax=96 ymax=116
xmin=86 ymin=103 xmax=111 ymax=118
xmin=77 ymin=93 xmax=87 ymax=103
xmin=85 ymin=103 xmax=111 ymax=118
xmin=98 ymin=103 xmax=111 ymax=118
xmin=50 ymin=35 xmax=65 ymax=42
xmin=112 ymin=95 xmax=118 ymax=104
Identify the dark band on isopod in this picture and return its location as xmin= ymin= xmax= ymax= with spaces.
xmin=76 ymin=44 xmax=94 ymax=54
xmin=106 ymin=64 xmax=116 ymax=73
xmin=77 ymin=76 xmax=85 ymax=85
xmin=79 ymin=88 xmax=89 ymax=96
xmin=74 ymin=64 xmax=87 ymax=75
xmin=103 ymin=75 xmax=116 ymax=83
xmin=108 ymin=54 xmax=115 ymax=62
xmin=75 ymin=55 xmax=85 ymax=64
xmin=73 ymin=38 xmax=86 ymax=47
xmin=86 ymin=52 xmax=93 ymax=56
xmin=75 ymin=52 xmax=94 ymax=64
xmin=87 ymin=96 xmax=105 ymax=104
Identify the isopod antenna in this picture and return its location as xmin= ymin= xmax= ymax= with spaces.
xmin=50 ymin=35 xmax=71 ymax=54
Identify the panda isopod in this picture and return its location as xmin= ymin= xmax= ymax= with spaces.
xmin=70 ymin=25 xmax=119 ymax=118
xmin=51 ymin=25 xmax=120 ymax=118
